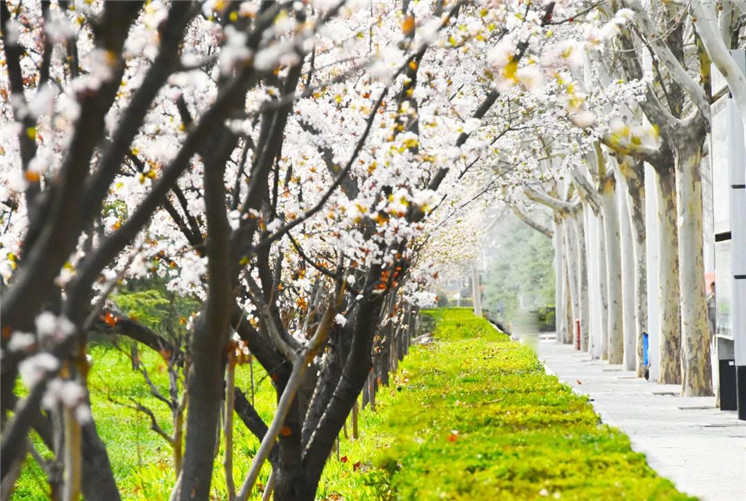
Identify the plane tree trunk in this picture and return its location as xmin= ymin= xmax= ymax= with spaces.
xmin=674 ymin=133 xmax=713 ymax=396
xmin=600 ymin=172 xmax=624 ymax=364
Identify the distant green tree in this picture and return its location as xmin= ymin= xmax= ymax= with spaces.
xmin=113 ymin=278 xmax=199 ymax=340
xmin=483 ymin=214 xmax=554 ymax=322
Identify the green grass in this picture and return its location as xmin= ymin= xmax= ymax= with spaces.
xmin=319 ymin=308 xmax=694 ymax=500
xmin=13 ymin=344 xmax=276 ymax=500
xmin=13 ymin=309 xmax=694 ymax=500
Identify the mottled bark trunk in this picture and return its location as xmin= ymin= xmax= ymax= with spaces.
xmin=656 ymin=167 xmax=682 ymax=384
xmin=620 ymin=187 xmax=637 ymax=371
xmin=576 ymin=209 xmax=590 ymax=351
xmin=472 ymin=265 xmax=482 ymax=317
xmin=565 ymin=271 xmax=574 ymax=345
xmin=554 ymin=216 xmax=568 ymax=343
xmin=584 ymin=209 xmax=601 ymax=357
xmin=598 ymin=221 xmax=609 ymax=360
xmin=601 ymin=174 xmax=624 ymax=364
xmin=563 ymin=219 xmax=580 ymax=345
xmin=622 ymin=168 xmax=648 ymax=377
xmin=675 ymin=142 xmax=713 ymax=396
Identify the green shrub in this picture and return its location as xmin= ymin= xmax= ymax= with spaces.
xmin=321 ymin=308 xmax=693 ymax=500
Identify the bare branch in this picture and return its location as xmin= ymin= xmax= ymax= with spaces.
xmin=510 ymin=205 xmax=553 ymax=238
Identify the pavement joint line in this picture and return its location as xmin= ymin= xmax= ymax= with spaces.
xmin=537 ymin=336 xmax=746 ymax=501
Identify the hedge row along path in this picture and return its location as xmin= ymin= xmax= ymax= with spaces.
xmin=322 ymin=308 xmax=693 ymax=500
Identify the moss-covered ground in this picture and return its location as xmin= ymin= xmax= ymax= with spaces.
xmin=319 ymin=308 xmax=694 ymax=500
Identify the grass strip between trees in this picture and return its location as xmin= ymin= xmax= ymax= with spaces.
xmin=319 ymin=308 xmax=694 ymax=500
xmin=14 ymin=346 xmax=275 ymax=500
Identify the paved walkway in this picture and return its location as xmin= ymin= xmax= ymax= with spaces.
xmin=538 ymin=337 xmax=746 ymax=501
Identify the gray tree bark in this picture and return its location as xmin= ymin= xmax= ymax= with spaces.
xmin=601 ymin=172 xmax=624 ymax=364
xmin=619 ymin=181 xmax=637 ymax=371
xmin=571 ymin=209 xmax=590 ymax=351
xmin=675 ymin=140 xmax=713 ymax=396
xmin=619 ymin=161 xmax=648 ymax=377
xmin=656 ymin=167 xmax=682 ymax=384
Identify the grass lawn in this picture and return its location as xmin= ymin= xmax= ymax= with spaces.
xmin=319 ymin=308 xmax=694 ymax=500
xmin=13 ymin=343 xmax=275 ymax=500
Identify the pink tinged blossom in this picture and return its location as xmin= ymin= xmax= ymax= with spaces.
xmin=487 ymin=40 xmax=514 ymax=68
xmin=28 ymin=85 xmax=57 ymax=118
xmin=142 ymin=1 xmax=168 ymax=30
xmin=266 ymin=219 xmax=283 ymax=233
xmin=131 ymin=253 xmax=149 ymax=277
xmin=219 ymin=26 xmax=252 ymax=75
xmin=462 ymin=118 xmax=482 ymax=134
xmin=71 ymin=49 xmax=116 ymax=92
xmin=42 ymin=379 xmax=93 ymax=424
xmin=0 ymin=260 xmax=15 ymax=284
xmin=19 ymin=353 xmax=59 ymax=387
xmin=75 ymin=405 xmax=93 ymax=424
xmin=35 ymin=312 xmax=58 ymax=338
xmin=56 ymin=266 xmax=76 ymax=287
xmin=6 ymin=169 xmax=28 ymax=194
xmin=253 ymin=42 xmax=291 ymax=72
xmin=239 ymin=2 xmax=259 ymax=17
xmin=8 ymin=332 xmax=36 ymax=353
xmin=35 ymin=312 xmax=76 ymax=343
xmin=44 ymin=8 xmax=76 ymax=43
xmin=55 ymin=92 xmax=82 ymax=122
xmin=570 ymin=110 xmax=597 ymax=129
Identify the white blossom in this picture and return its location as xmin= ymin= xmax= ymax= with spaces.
xmin=19 ymin=353 xmax=59 ymax=387
xmin=8 ymin=332 xmax=36 ymax=352
xmin=35 ymin=312 xmax=58 ymax=339
xmin=334 ymin=314 xmax=347 ymax=327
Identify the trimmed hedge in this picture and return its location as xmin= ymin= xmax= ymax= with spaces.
xmin=320 ymin=308 xmax=693 ymax=500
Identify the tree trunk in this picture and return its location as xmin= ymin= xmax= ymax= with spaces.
xmin=622 ymin=166 xmax=648 ymax=377
xmin=656 ymin=167 xmax=682 ymax=384
xmin=598 ymin=219 xmax=609 ymax=359
xmin=601 ymin=174 xmax=624 ymax=364
xmin=619 ymin=185 xmax=637 ymax=371
xmin=554 ymin=216 xmax=568 ymax=344
xmin=407 ymin=307 xmax=417 ymax=355
xmin=80 ymin=422 xmax=121 ymax=501
xmin=272 ymin=464 xmax=312 ymax=501
xmin=573 ymin=208 xmax=590 ymax=351
xmin=367 ymin=369 xmax=376 ymax=411
xmin=585 ymin=209 xmax=601 ymax=357
xmin=361 ymin=379 xmax=369 ymax=409
xmin=379 ymin=318 xmax=393 ymax=386
xmin=675 ymin=141 xmax=713 ymax=396
xmin=563 ymin=218 xmax=580 ymax=345
xmin=565 ymin=272 xmax=574 ymax=345
xmin=176 ymin=135 xmax=234 ymax=501
xmin=390 ymin=320 xmax=401 ymax=375
xmin=472 ymin=265 xmax=482 ymax=317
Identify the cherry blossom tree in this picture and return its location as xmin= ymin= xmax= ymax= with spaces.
xmin=0 ymin=1 xmax=565 ymax=499
xmin=4 ymin=0 xmax=729 ymax=499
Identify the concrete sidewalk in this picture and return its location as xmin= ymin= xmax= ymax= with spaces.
xmin=538 ymin=338 xmax=746 ymax=501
